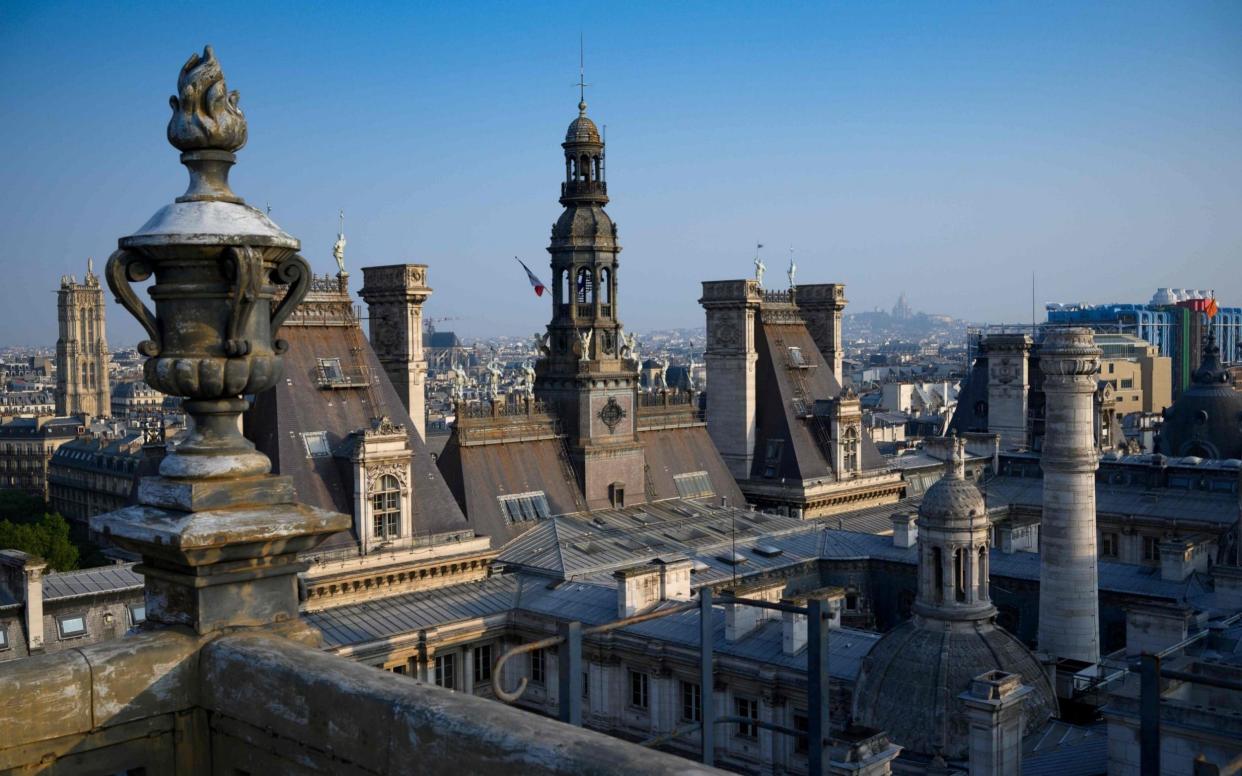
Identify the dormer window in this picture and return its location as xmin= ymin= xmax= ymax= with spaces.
xmin=301 ymin=432 xmax=330 ymax=458
xmin=318 ymin=357 xmax=344 ymax=383
xmin=498 ymin=491 xmax=551 ymax=523
xmin=371 ymin=474 xmax=401 ymax=540
xmin=673 ymin=471 xmax=713 ymax=499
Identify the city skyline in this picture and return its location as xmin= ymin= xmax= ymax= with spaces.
xmin=2 ymin=1 xmax=1240 ymax=347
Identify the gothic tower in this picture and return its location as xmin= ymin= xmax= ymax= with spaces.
xmin=534 ymin=95 xmax=645 ymax=510
xmin=55 ymin=258 xmax=110 ymax=419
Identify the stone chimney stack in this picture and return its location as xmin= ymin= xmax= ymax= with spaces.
xmin=613 ymin=564 xmax=661 ymax=618
xmin=0 ymin=550 xmax=45 ymax=652
xmin=960 ymin=670 xmax=1032 ymax=776
xmin=725 ymin=595 xmax=761 ymax=642
xmin=828 ymin=727 xmax=903 ymax=776
xmin=794 ymin=283 xmax=848 ymax=383
xmin=890 ymin=513 xmax=917 ymax=548
xmin=781 ymin=597 xmax=807 ymax=655
xmin=358 ymin=264 xmax=432 ymax=440
xmin=1038 ymin=327 xmax=1102 ymax=665
xmin=980 ymin=334 xmax=1033 ymax=450
xmin=699 ymin=280 xmax=761 ymax=481
xmin=655 ymin=557 xmax=692 ymax=602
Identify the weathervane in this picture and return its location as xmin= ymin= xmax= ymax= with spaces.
xmin=575 ymin=33 xmax=591 ymax=111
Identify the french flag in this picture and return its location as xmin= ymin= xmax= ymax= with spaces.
xmin=516 ymin=257 xmax=548 ymax=297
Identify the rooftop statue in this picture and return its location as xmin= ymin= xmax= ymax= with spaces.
xmin=333 ymin=210 xmax=347 ymax=274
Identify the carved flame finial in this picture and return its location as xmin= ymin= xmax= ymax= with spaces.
xmin=167 ymin=45 xmax=247 ymax=153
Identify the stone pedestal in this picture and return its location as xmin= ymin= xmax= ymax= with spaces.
xmin=94 ymin=474 xmax=348 ymax=634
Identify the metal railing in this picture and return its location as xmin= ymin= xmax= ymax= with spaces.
xmin=490 ymin=590 xmax=834 ymax=773
xmin=1073 ymin=610 xmax=1242 ymax=695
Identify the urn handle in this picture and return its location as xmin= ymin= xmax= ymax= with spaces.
xmin=269 ymin=253 xmax=311 ymax=353
xmin=104 ymin=249 xmax=161 ymax=357
xmin=224 ymin=245 xmax=266 ymax=356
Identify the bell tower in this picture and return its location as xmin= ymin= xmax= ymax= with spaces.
xmin=534 ymin=91 xmax=645 ymax=510
xmin=55 ymin=258 xmax=110 ymax=419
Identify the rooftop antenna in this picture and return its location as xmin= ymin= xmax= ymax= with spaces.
xmin=1031 ymin=272 xmax=1036 ymax=330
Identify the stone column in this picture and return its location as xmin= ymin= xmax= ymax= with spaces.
xmin=1038 ymin=327 xmax=1102 ymax=664
xmin=700 ymin=280 xmax=761 ymax=481
xmin=960 ymin=671 xmax=1031 ymax=776
xmin=359 ymin=264 xmax=432 ymax=440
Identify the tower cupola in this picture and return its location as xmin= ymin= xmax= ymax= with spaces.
xmin=561 ymin=99 xmax=607 ymax=206
xmin=913 ymin=436 xmax=995 ymax=622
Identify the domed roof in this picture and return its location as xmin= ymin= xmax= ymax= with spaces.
xmin=565 ymin=101 xmax=602 ymax=145
xmin=551 ymin=204 xmax=616 ymax=246
xmin=852 ymin=620 xmax=1057 ymax=759
xmin=1159 ymin=333 xmax=1242 ymax=460
xmin=918 ymin=442 xmax=985 ymax=524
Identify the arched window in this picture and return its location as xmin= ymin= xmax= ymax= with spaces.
xmin=576 ymin=267 xmax=594 ymax=303
xmin=560 ymin=269 xmax=570 ymax=305
xmin=932 ymin=547 xmax=943 ymax=604
xmin=977 ymin=545 xmax=988 ymax=600
xmin=842 ymin=427 xmax=859 ymax=472
xmin=371 ymin=474 xmax=401 ymax=540
xmin=600 ymin=268 xmax=611 ymax=305
xmin=954 ymin=548 xmax=966 ymax=602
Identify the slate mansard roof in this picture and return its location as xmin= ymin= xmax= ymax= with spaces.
xmin=751 ymin=319 xmax=886 ymax=481
xmin=246 ymin=280 xmax=469 ymax=551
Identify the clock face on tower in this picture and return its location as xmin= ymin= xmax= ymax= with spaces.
xmin=597 ymin=396 xmax=626 ymax=433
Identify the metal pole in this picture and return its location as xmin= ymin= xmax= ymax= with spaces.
xmin=700 ymin=588 xmax=714 ymax=767
xmin=1140 ymin=653 xmax=1160 ymax=776
xmin=808 ymin=598 xmax=830 ymax=776
xmin=558 ymin=621 xmax=582 ymax=726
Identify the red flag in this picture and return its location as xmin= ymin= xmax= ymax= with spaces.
xmin=515 ymin=257 xmax=547 ymax=297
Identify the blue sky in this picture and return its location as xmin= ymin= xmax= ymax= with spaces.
xmin=2 ymin=1 xmax=1240 ymax=346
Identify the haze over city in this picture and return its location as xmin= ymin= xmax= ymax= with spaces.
xmin=2 ymin=0 xmax=1241 ymax=347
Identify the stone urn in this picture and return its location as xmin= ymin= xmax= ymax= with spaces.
xmin=94 ymin=46 xmax=348 ymax=634
xmin=106 ymin=45 xmax=309 ymax=480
